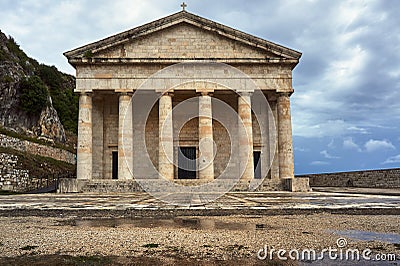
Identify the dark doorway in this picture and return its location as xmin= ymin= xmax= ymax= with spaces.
xmin=112 ymin=151 xmax=118 ymax=180
xmin=254 ymin=151 xmax=261 ymax=179
xmin=178 ymin=147 xmax=196 ymax=179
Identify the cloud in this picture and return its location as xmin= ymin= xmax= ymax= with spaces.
xmin=292 ymin=119 xmax=370 ymax=138
xmin=328 ymin=139 xmax=335 ymax=149
xmin=364 ymin=139 xmax=395 ymax=152
xmin=320 ymin=150 xmax=340 ymax=159
xmin=310 ymin=161 xmax=330 ymax=166
xmin=295 ymin=147 xmax=309 ymax=152
xmin=343 ymin=137 xmax=362 ymax=152
xmin=382 ymin=154 xmax=400 ymax=164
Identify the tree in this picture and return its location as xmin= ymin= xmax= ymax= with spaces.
xmin=19 ymin=75 xmax=49 ymax=114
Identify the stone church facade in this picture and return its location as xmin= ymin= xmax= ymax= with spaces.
xmin=62 ymin=9 xmax=310 ymax=193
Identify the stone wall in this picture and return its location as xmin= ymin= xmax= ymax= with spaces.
xmin=0 ymin=152 xmax=60 ymax=192
xmin=0 ymin=133 xmax=75 ymax=165
xmin=299 ymin=168 xmax=400 ymax=188
xmin=0 ymin=153 xmax=29 ymax=191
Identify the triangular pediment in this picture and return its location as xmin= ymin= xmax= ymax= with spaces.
xmin=64 ymin=11 xmax=301 ymax=64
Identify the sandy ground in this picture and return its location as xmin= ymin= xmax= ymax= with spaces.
xmin=0 ymin=213 xmax=399 ymax=265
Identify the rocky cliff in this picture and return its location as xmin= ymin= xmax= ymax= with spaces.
xmin=0 ymin=30 xmax=77 ymax=143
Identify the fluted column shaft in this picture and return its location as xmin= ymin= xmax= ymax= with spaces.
xmin=158 ymin=93 xmax=174 ymax=180
xmin=238 ymin=92 xmax=254 ymax=181
xmin=270 ymin=101 xmax=280 ymax=179
xmin=198 ymin=92 xmax=214 ymax=180
xmin=118 ymin=92 xmax=133 ymax=180
xmin=277 ymin=92 xmax=294 ymax=179
xmin=77 ymin=92 xmax=92 ymax=180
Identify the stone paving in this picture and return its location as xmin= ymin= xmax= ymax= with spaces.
xmin=0 ymin=189 xmax=399 ymax=211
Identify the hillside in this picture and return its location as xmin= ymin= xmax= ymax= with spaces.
xmin=0 ymin=30 xmax=77 ymax=144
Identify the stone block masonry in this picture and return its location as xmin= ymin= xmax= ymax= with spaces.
xmin=63 ymin=9 xmax=308 ymax=193
xmin=0 ymin=133 xmax=75 ymax=165
xmin=0 ymin=133 xmax=76 ymax=192
xmin=0 ymin=152 xmax=63 ymax=192
xmin=299 ymin=168 xmax=400 ymax=188
xmin=0 ymin=153 xmax=29 ymax=191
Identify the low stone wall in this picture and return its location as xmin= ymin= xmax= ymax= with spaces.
xmin=0 ymin=153 xmax=30 ymax=191
xmin=0 ymin=152 xmax=59 ymax=192
xmin=0 ymin=133 xmax=75 ymax=164
xmin=298 ymin=168 xmax=400 ymax=188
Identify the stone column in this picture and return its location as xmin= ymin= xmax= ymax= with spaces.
xmin=118 ymin=92 xmax=133 ymax=180
xmin=269 ymin=101 xmax=280 ymax=179
xmin=238 ymin=92 xmax=254 ymax=181
xmin=277 ymin=92 xmax=294 ymax=179
xmin=158 ymin=92 xmax=174 ymax=181
xmin=77 ymin=92 xmax=92 ymax=180
xmin=198 ymin=92 xmax=214 ymax=180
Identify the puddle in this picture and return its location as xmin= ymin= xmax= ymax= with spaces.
xmin=331 ymin=230 xmax=400 ymax=244
xmin=62 ymin=217 xmax=273 ymax=231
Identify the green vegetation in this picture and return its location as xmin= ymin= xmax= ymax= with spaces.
xmin=0 ymin=49 xmax=10 ymax=61
xmin=0 ymin=126 xmax=75 ymax=153
xmin=0 ymin=146 xmax=75 ymax=177
xmin=19 ymin=75 xmax=49 ymax=114
xmin=0 ymin=190 xmax=23 ymax=195
xmin=0 ymin=33 xmax=78 ymax=136
xmin=75 ymin=256 xmax=112 ymax=265
xmin=5 ymin=36 xmax=38 ymax=72
xmin=20 ymin=245 xmax=38 ymax=251
xmin=0 ymin=75 xmax=13 ymax=83
xmin=37 ymin=64 xmax=78 ymax=134
xmin=226 ymin=244 xmax=246 ymax=251
xmin=83 ymin=50 xmax=93 ymax=58
xmin=142 ymin=243 xmax=160 ymax=248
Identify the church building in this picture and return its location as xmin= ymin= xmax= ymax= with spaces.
xmin=61 ymin=6 xmax=310 ymax=193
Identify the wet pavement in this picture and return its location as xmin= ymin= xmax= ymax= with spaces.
xmin=64 ymin=216 xmax=275 ymax=231
xmin=0 ymin=189 xmax=399 ymax=211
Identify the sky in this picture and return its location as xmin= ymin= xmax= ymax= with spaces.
xmin=0 ymin=0 xmax=399 ymax=174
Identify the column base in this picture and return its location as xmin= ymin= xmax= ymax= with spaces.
xmin=282 ymin=178 xmax=311 ymax=192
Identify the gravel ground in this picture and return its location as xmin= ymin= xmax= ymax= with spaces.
xmin=0 ymin=213 xmax=399 ymax=265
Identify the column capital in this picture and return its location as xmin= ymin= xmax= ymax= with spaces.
xmin=80 ymin=91 xmax=92 ymax=96
xmin=160 ymin=91 xmax=174 ymax=97
xmin=197 ymin=91 xmax=213 ymax=97
xmin=195 ymin=85 xmax=214 ymax=95
xmin=277 ymin=92 xmax=292 ymax=98
xmin=237 ymin=91 xmax=253 ymax=97
xmin=115 ymin=89 xmax=134 ymax=94
xmin=118 ymin=91 xmax=133 ymax=97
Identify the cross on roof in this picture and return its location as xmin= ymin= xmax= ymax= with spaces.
xmin=181 ymin=2 xmax=187 ymax=11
